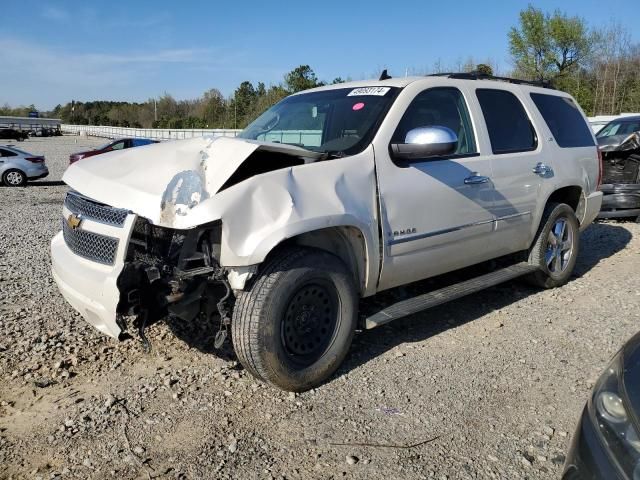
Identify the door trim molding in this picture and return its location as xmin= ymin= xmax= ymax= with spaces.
xmin=389 ymin=218 xmax=494 ymax=245
xmin=388 ymin=210 xmax=531 ymax=246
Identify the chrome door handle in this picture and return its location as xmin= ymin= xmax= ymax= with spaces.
xmin=464 ymin=175 xmax=490 ymax=185
xmin=532 ymin=162 xmax=553 ymax=175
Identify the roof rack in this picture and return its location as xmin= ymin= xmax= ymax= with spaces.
xmin=428 ymin=72 xmax=555 ymax=89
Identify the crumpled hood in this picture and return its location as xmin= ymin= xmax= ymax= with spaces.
xmin=598 ymin=131 xmax=640 ymax=152
xmin=63 ymin=136 xmax=322 ymax=228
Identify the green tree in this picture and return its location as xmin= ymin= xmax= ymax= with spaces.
xmin=509 ymin=5 xmax=594 ymax=81
xmin=284 ymin=65 xmax=322 ymax=93
xmin=475 ymin=64 xmax=494 ymax=76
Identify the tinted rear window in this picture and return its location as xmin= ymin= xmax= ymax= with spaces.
xmin=530 ymin=93 xmax=594 ymax=148
xmin=476 ymin=89 xmax=537 ymax=154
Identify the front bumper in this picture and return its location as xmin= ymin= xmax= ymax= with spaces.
xmin=50 ymin=207 xmax=137 ymax=338
xmin=563 ymin=407 xmax=623 ymax=479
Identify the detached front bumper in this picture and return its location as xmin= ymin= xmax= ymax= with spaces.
xmin=51 ymin=197 xmax=137 ymax=339
xmin=597 ymin=183 xmax=640 ymax=219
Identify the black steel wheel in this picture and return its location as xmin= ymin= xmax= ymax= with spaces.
xmin=232 ymin=247 xmax=358 ymax=392
xmin=281 ymin=280 xmax=340 ymax=366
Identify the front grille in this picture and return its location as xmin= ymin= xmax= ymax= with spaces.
xmin=62 ymin=220 xmax=119 ymax=265
xmin=65 ymin=191 xmax=129 ymax=227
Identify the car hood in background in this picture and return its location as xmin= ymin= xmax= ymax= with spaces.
xmin=62 ymin=136 xmax=323 ymax=229
xmin=598 ymin=134 xmax=628 ymax=149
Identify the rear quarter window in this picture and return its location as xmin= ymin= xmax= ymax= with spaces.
xmin=530 ymin=93 xmax=595 ymax=148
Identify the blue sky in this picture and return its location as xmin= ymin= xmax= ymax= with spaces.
xmin=1 ymin=0 xmax=638 ymax=110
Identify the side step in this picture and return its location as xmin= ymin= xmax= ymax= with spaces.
xmin=365 ymin=262 xmax=539 ymax=329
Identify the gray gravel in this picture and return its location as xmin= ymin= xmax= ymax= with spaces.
xmin=1 ymin=135 xmax=640 ymax=479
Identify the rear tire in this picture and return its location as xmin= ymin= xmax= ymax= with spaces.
xmin=526 ymin=203 xmax=580 ymax=289
xmin=232 ymin=247 xmax=358 ymax=392
xmin=2 ymin=169 xmax=27 ymax=187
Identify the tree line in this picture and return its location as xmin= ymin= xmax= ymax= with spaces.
xmin=2 ymin=6 xmax=639 ymax=128
xmin=0 ymin=65 xmax=343 ymax=130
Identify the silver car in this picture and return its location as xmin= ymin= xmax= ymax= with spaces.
xmin=0 ymin=145 xmax=49 ymax=186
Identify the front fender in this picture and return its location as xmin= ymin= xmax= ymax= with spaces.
xmin=214 ymin=147 xmax=379 ymax=293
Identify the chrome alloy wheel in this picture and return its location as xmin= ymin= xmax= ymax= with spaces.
xmin=545 ymin=217 xmax=574 ymax=275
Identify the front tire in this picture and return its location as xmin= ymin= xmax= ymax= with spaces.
xmin=2 ymin=169 xmax=27 ymax=187
xmin=232 ymin=247 xmax=358 ymax=392
xmin=526 ymin=202 xmax=580 ymax=288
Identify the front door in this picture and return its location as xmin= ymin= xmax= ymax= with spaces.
xmin=375 ymin=86 xmax=499 ymax=291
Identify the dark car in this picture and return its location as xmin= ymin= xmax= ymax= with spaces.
xmin=563 ymin=331 xmax=640 ymax=479
xmin=69 ymin=137 xmax=158 ymax=164
xmin=0 ymin=128 xmax=28 ymax=142
xmin=596 ymin=116 xmax=640 ymax=221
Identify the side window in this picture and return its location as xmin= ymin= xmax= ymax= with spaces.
xmin=0 ymin=148 xmax=17 ymax=157
xmin=392 ymin=87 xmax=477 ymax=155
xmin=111 ymin=141 xmax=125 ymax=150
xmin=530 ymin=93 xmax=595 ymax=148
xmin=476 ymin=89 xmax=537 ymax=154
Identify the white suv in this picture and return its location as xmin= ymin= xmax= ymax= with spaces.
xmin=51 ymin=73 xmax=602 ymax=391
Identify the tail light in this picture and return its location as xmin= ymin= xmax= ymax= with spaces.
xmin=597 ymin=149 xmax=603 ymax=188
xmin=25 ymin=156 xmax=44 ymax=163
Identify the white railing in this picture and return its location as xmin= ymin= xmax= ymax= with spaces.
xmin=60 ymin=125 xmax=324 ymax=146
xmin=61 ymin=124 xmax=241 ymax=140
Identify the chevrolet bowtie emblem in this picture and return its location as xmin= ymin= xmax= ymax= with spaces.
xmin=66 ymin=213 xmax=83 ymax=230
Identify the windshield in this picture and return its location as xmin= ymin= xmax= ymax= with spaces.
xmin=238 ymin=87 xmax=399 ymax=156
xmin=597 ymin=120 xmax=640 ymax=138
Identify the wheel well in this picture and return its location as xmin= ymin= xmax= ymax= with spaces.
xmin=268 ymin=227 xmax=368 ymax=296
xmin=547 ymin=186 xmax=582 ymax=212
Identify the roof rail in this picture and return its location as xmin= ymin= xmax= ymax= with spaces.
xmin=428 ymin=72 xmax=555 ymax=89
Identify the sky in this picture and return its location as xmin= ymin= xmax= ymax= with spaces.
xmin=1 ymin=0 xmax=639 ymax=110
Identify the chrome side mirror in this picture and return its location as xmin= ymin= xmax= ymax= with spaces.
xmin=390 ymin=126 xmax=458 ymax=161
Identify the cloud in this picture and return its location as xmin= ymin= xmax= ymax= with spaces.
xmin=0 ymin=37 xmax=280 ymax=109
xmin=42 ymin=6 xmax=69 ymax=21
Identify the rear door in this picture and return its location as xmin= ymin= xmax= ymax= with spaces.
xmin=473 ymin=88 xmax=542 ymax=252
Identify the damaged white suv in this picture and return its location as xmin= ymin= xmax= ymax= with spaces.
xmin=51 ymin=73 xmax=602 ymax=391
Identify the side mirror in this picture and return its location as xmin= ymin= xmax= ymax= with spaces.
xmin=390 ymin=126 xmax=458 ymax=161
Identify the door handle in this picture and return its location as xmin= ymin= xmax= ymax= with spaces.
xmin=464 ymin=175 xmax=490 ymax=185
xmin=532 ymin=162 xmax=553 ymax=175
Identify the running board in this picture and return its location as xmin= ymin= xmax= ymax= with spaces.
xmin=365 ymin=262 xmax=538 ymax=329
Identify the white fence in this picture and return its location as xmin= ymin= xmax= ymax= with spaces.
xmin=61 ymin=124 xmax=324 ymax=145
xmin=61 ymin=124 xmax=241 ymax=141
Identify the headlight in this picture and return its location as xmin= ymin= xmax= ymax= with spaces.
xmin=589 ymin=352 xmax=640 ymax=478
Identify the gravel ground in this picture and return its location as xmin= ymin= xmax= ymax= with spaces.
xmin=1 ymin=136 xmax=639 ymax=480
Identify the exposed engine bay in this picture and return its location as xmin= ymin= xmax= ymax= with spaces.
xmin=115 ymin=218 xmax=232 ymax=350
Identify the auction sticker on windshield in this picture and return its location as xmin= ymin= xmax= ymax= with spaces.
xmin=347 ymin=87 xmax=391 ymax=96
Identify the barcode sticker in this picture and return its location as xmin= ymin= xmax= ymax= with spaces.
xmin=347 ymin=87 xmax=391 ymax=96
